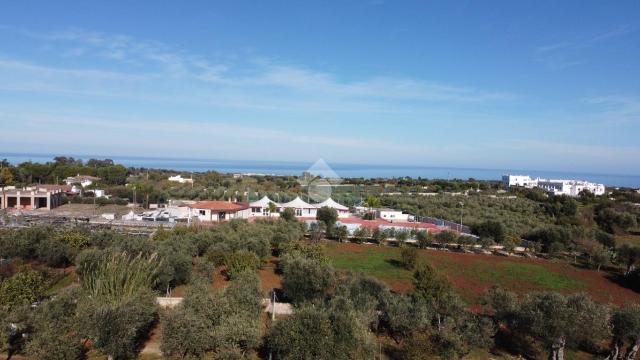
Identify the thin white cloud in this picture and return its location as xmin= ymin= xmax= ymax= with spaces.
xmin=0 ymin=26 xmax=516 ymax=105
xmin=535 ymin=25 xmax=635 ymax=69
xmin=584 ymin=95 xmax=640 ymax=125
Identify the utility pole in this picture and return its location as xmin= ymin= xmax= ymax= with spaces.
xmin=459 ymin=202 xmax=464 ymax=232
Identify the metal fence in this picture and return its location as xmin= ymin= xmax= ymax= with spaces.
xmin=414 ymin=215 xmax=472 ymax=234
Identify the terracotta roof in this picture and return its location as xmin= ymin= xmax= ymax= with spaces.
xmin=188 ymin=201 xmax=249 ymax=211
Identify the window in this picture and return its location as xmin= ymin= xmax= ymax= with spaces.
xmin=296 ymin=208 xmax=302 ymax=216
xmin=199 ymin=210 xmax=206 ymax=216
xmin=252 ymin=207 xmax=260 ymax=213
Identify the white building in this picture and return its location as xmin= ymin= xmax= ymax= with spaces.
xmin=248 ymin=196 xmax=350 ymax=219
xmin=502 ymin=175 xmax=605 ymax=196
xmin=64 ymin=174 xmax=100 ymax=187
xmin=168 ymin=175 xmax=193 ymax=184
xmin=188 ymin=201 xmax=250 ymax=222
xmin=249 ymin=196 xmax=279 ymax=217
xmin=278 ymin=196 xmax=317 ymax=217
xmin=376 ymin=208 xmax=410 ymax=222
xmin=315 ymin=197 xmax=350 ymax=218
xmin=502 ymin=175 xmax=538 ymax=188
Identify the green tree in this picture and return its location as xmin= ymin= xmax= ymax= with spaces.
xmin=596 ymin=207 xmax=637 ymax=234
xmin=472 ymin=220 xmax=506 ymax=243
xmin=267 ymin=201 xmax=278 ymax=217
xmin=316 ymin=206 xmax=338 ymax=237
xmin=516 ymin=293 xmax=610 ymax=360
xmin=618 ymin=245 xmax=640 ymax=276
xmin=365 ymin=194 xmax=380 ymax=210
xmin=400 ymin=247 xmax=419 ymax=270
xmin=352 ymin=226 xmax=371 ymax=243
xmin=225 ymin=250 xmax=260 ymax=280
xmin=161 ymin=307 xmax=211 ymax=358
xmin=280 ymin=207 xmax=296 ymax=221
xmin=267 ymin=301 xmax=375 ymax=360
xmin=77 ymin=290 xmax=157 ymax=360
xmin=608 ymin=304 xmax=640 ymax=360
xmin=77 ymin=252 xmax=161 ymax=359
xmin=0 ymin=167 xmax=13 ymax=188
xmin=334 ymin=225 xmax=349 ymax=243
xmin=0 ymin=269 xmax=45 ymax=310
xmin=415 ymin=230 xmax=433 ymax=249
xmin=280 ymin=254 xmax=335 ymax=304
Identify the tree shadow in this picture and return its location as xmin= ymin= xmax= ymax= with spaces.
xmin=605 ymin=272 xmax=640 ymax=293
xmin=385 ymin=258 xmax=406 ymax=269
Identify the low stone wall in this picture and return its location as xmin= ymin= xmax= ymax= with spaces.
xmin=156 ymin=297 xmax=183 ymax=309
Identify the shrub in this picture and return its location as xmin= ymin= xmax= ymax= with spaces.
xmin=400 ymin=247 xmax=419 ymax=270
xmin=225 ymin=251 xmax=260 ymax=280
xmin=0 ymin=268 xmax=45 ymax=310
xmin=281 ymin=254 xmax=335 ymax=304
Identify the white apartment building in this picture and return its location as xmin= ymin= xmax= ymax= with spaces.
xmin=502 ymin=175 xmax=605 ymax=197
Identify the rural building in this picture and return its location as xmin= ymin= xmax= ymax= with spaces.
xmin=278 ymin=196 xmax=317 ymax=217
xmin=64 ymin=174 xmax=100 ymax=187
xmin=0 ymin=186 xmax=65 ymax=210
xmin=376 ymin=208 xmax=410 ymax=222
xmin=502 ymin=175 xmax=605 ymax=196
xmin=315 ymin=197 xmax=350 ymax=218
xmin=168 ymin=174 xmax=193 ymax=184
xmin=249 ymin=196 xmax=350 ymax=218
xmin=249 ymin=196 xmax=279 ymax=217
xmin=188 ymin=201 xmax=250 ymax=222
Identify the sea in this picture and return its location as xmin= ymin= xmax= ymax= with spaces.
xmin=2 ymin=152 xmax=640 ymax=188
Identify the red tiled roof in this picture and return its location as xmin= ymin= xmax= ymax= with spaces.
xmin=188 ymin=201 xmax=249 ymax=212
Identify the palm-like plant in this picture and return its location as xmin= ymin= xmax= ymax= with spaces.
xmin=80 ymin=252 xmax=161 ymax=305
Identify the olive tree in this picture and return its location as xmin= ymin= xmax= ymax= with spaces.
xmin=516 ymin=293 xmax=610 ymax=360
xmin=280 ymin=253 xmax=335 ymax=304
xmin=607 ymin=304 xmax=640 ymax=360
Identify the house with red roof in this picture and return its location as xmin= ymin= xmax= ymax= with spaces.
xmin=187 ymin=201 xmax=250 ymax=222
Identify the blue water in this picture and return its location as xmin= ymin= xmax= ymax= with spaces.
xmin=2 ymin=152 xmax=640 ymax=188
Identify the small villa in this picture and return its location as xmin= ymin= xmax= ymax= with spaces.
xmin=187 ymin=201 xmax=250 ymax=222
xmin=249 ymin=196 xmax=278 ymax=217
xmin=64 ymin=174 xmax=100 ymax=187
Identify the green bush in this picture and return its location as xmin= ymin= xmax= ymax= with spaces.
xmin=225 ymin=251 xmax=260 ymax=280
xmin=400 ymin=247 xmax=419 ymax=269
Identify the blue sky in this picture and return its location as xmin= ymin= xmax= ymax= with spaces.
xmin=0 ymin=1 xmax=639 ymax=174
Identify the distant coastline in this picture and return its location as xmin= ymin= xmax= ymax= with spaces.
xmin=2 ymin=152 xmax=639 ymax=188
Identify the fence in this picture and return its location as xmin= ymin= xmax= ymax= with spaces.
xmin=414 ymin=215 xmax=471 ymax=234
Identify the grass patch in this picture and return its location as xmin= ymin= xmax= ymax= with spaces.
xmin=327 ymin=244 xmax=411 ymax=283
xmin=45 ymin=271 xmax=77 ymax=296
xmin=460 ymin=261 xmax=587 ymax=291
xmin=325 ymin=242 xmax=587 ymax=297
